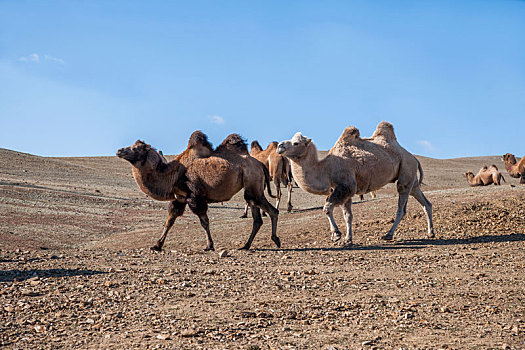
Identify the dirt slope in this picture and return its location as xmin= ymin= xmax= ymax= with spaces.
xmin=1 ymin=148 xmax=524 ymax=349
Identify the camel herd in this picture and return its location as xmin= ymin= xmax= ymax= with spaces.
xmin=117 ymin=122 xmax=523 ymax=251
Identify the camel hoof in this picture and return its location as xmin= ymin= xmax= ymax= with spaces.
xmin=331 ymin=231 xmax=342 ymax=242
xmin=150 ymin=245 xmax=162 ymax=252
xmin=238 ymin=245 xmax=250 ymax=250
xmin=381 ymin=234 xmax=393 ymax=241
xmin=272 ymin=236 xmax=281 ymax=248
xmin=204 ymin=246 xmax=215 ymax=252
xmin=287 ymin=205 xmax=293 ymax=213
xmin=240 ymin=214 xmax=248 ymax=219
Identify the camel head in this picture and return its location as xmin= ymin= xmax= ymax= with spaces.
xmin=117 ymin=140 xmax=167 ymax=169
xmin=463 ymin=171 xmax=474 ymax=179
xmin=502 ymin=153 xmax=516 ymax=165
xmin=277 ymin=132 xmax=312 ymax=159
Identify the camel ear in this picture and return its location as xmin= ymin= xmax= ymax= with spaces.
xmin=305 ymin=137 xmax=311 ymax=145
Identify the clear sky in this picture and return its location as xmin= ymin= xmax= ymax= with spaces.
xmin=1 ymin=1 xmax=524 ymax=158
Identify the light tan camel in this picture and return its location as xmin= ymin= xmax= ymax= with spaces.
xmin=117 ymin=131 xmax=280 ymax=251
xmin=502 ymin=153 xmax=525 ymax=181
xmin=277 ymin=121 xmax=434 ymax=245
xmin=464 ymin=165 xmax=505 ymax=186
xmin=241 ymin=141 xmax=293 ymax=217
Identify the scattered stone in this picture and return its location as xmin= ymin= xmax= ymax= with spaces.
xmin=218 ymin=250 xmax=228 ymax=258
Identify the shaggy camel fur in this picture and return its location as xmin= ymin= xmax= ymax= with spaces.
xmin=277 ymin=121 xmax=434 ymax=245
xmin=502 ymin=153 xmax=525 ymax=182
xmin=464 ymin=165 xmax=505 ymax=186
xmin=241 ymin=141 xmax=293 ymax=217
xmin=117 ymin=132 xmax=280 ymax=251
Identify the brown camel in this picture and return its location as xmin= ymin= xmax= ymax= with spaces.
xmin=277 ymin=121 xmax=434 ymax=245
xmin=463 ymin=165 xmax=505 ymax=186
xmin=117 ymin=131 xmax=280 ymax=251
xmin=241 ymin=140 xmax=293 ymax=217
xmin=502 ymin=153 xmax=525 ymax=181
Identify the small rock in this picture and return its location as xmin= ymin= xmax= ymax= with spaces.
xmin=362 ymin=340 xmax=374 ymax=346
xmin=156 ymin=334 xmax=171 ymax=340
xmin=180 ymin=329 xmax=199 ymax=338
xmin=4 ymin=306 xmax=14 ymax=313
xmin=21 ymin=290 xmax=37 ymax=297
xmin=34 ymin=325 xmax=45 ymax=333
xmin=218 ymin=250 xmax=228 ymax=258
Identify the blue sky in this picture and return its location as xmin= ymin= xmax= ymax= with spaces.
xmin=1 ymin=1 xmax=524 ymax=158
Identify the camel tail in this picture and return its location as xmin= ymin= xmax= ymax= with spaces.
xmin=417 ymin=158 xmax=424 ymax=186
xmin=501 ymin=174 xmax=506 ymax=183
xmin=263 ymin=165 xmax=277 ymax=199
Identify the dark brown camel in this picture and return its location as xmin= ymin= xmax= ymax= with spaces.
xmin=117 ymin=131 xmax=280 ymax=251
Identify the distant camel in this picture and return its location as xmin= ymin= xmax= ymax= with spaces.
xmin=464 ymin=165 xmax=505 ymax=186
xmin=277 ymin=121 xmax=434 ymax=245
xmin=502 ymin=153 xmax=525 ymax=183
xmin=241 ymin=140 xmax=293 ymax=217
xmin=359 ymin=191 xmax=377 ymax=201
xmin=117 ymin=131 xmax=280 ymax=251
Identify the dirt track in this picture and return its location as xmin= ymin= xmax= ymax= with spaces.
xmin=1 ymin=148 xmax=524 ymax=349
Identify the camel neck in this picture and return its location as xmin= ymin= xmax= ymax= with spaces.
xmin=289 ymin=143 xmax=332 ymax=195
xmin=132 ymin=160 xmax=186 ymax=201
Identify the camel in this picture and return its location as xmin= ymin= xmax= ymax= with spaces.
xmin=359 ymin=191 xmax=377 ymax=201
xmin=463 ymin=165 xmax=505 ymax=186
xmin=502 ymin=153 xmax=525 ymax=181
xmin=276 ymin=121 xmax=434 ymax=246
xmin=117 ymin=131 xmax=280 ymax=252
xmin=241 ymin=140 xmax=293 ymax=217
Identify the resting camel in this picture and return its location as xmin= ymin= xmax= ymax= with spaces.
xmin=117 ymin=131 xmax=280 ymax=251
xmin=502 ymin=153 xmax=525 ymax=183
xmin=241 ymin=141 xmax=293 ymax=217
xmin=277 ymin=121 xmax=434 ymax=246
xmin=463 ymin=165 xmax=505 ymax=186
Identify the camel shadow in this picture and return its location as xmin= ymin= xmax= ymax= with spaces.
xmin=0 ymin=268 xmax=107 ymax=282
xmin=254 ymin=233 xmax=525 ymax=253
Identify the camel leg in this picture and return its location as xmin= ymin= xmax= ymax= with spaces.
xmin=286 ymin=182 xmax=293 ymax=212
xmin=241 ymin=192 xmax=280 ymax=250
xmin=240 ymin=203 xmax=249 ymax=218
xmin=240 ymin=206 xmax=263 ymax=250
xmin=197 ymin=213 xmax=214 ymax=251
xmin=410 ymin=186 xmax=434 ymax=238
xmin=382 ymin=182 xmax=411 ymax=241
xmin=151 ymin=200 xmax=186 ymax=252
xmin=274 ymin=180 xmax=282 ymax=210
xmin=188 ymin=198 xmax=214 ymax=251
xmin=324 ymin=183 xmax=354 ymax=243
xmin=341 ymin=199 xmax=353 ymax=246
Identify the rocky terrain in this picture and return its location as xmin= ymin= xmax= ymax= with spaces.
xmin=1 ymin=148 xmax=524 ymax=349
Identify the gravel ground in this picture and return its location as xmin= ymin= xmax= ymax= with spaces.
xmin=1 ymin=148 xmax=524 ymax=349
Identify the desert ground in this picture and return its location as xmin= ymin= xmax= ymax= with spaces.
xmin=1 ymin=148 xmax=524 ymax=349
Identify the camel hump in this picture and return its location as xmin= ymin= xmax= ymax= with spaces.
xmin=268 ymin=141 xmax=279 ymax=149
xmin=338 ymin=126 xmax=361 ymax=144
xmin=371 ymin=121 xmax=397 ymax=141
xmin=217 ymin=133 xmax=248 ymax=153
xmin=188 ymin=131 xmax=213 ymax=150
xmin=489 ymin=164 xmax=498 ymax=170
xmin=251 ymin=140 xmax=263 ymax=152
